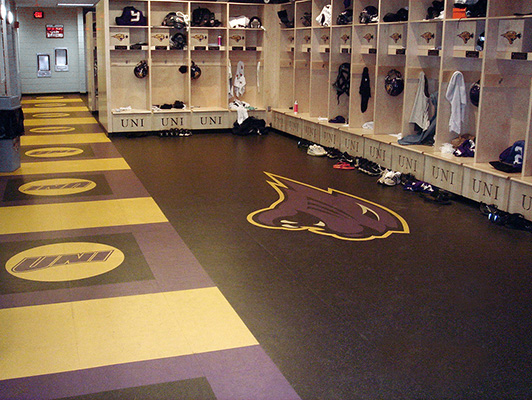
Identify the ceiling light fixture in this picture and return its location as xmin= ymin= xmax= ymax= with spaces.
xmin=57 ymin=3 xmax=95 ymax=6
xmin=7 ymin=11 xmax=13 ymax=24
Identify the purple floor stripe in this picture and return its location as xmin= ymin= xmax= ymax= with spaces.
xmin=134 ymin=225 xmax=215 ymax=292
xmin=89 ymin=142 xmax=123 ymax=158
xmin=198 ymin=346 xmax=301 ymax=400
xmin=0 ymin=355 xmax=204 ymax=399
xmin=0 ymin=346 xmax=300 ymax=400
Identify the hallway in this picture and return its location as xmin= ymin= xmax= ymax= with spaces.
xmin=0 ymin=94 xmax=532 ymax=399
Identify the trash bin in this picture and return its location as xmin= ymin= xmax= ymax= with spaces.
xmin=0 ymin=136 xmax=21 ymax=172
xmin=0 ymin=96 xmax=24 ymax=172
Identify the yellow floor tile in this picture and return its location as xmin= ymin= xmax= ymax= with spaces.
xmin=0 ymin=158 xmax=130 ymax=176
xmin=21 ymin=133 xmax=110 ymax=146
xmin=73 ymin=293 xmax=192 ymax=368
xmin=164 ymin=287 xmax=259 ymax=354
xmin=24 ymin=117 xmax=98 ymax=126
xmin=21 ymin=98 xmax=83 ymax=104
xmin=0 ymin=303 xmax=80 ymax=380
xmin=0 ymin=197 xmax=168 ymax=235
xmin=0 ymin=289 xmax=257 ymax=380
xmin=23 ymin=106 xmax=89 ymax=113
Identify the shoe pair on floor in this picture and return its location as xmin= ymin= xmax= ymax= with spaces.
xmin=159 ymin=128 xmax=192 ymax=137
xmin=357 ymin=158 xmax=383 ymax=176
xmin=307 ymin=144 xmax=328 ymax=156
xmin=332 ymin=155 xmax=383 ymax=176
xmin=480 ymin=203 xmax=532 ymax=231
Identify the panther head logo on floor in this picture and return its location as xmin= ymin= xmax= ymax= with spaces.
xmin=248 ymin=172 xmax=409 ymax=241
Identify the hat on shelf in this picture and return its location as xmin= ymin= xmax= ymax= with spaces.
xmin=489 ymin=140 xmax=525 ymax=173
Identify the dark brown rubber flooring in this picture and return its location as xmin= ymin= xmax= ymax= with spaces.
xmin=112 ymin=130 xmax=532 ymax=399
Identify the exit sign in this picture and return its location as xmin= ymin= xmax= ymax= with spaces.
xmin=33 ymin=11 xmax=44 ymax=18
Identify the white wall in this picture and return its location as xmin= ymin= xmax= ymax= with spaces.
xmin=17 ymin=7 xmax=86 ymax=94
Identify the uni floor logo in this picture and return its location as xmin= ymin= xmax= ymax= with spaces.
xmin=30 ymin=126 xmax=76 ymax=133
xmin=19 ymin=178 xmax=96 ymax=196
xmin=25 ymin=147 xmax=84 ymax=158
xmin=36 ymin=96 xmax=64 ymax=100
xmin=32 ymin=112 xmax=71 ymax=118
xmin=247 ymin=172 xmax=409 ymax=241
xmin=6 ymin=242 xmax=125 ymax=282
xmin=34 ymin=102 xmax=68 ymax=107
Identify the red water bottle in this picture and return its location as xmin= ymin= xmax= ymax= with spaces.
xmin=294 ymin=100 xmax=298 ymax=114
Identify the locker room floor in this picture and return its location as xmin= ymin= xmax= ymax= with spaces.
xmin=0 ymin=93 xmax=531 ymax=399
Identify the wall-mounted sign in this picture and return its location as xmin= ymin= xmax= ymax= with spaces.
xmin=46 ymin=24 xmax=64 ymax=39
xmin=33 ymin=11 xmax=44 ymax=19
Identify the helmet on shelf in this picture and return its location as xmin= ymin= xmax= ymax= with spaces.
xmin=336 ymin=9 xmax=352 ymax=25
xmin=170 ymin=32 xmax=187 ymax=49
xmin=249 ymin=16 xmax=262 ymax=29
xmin=469 ymin=80 xmax=480 ymax=107
xmin=384 ymin=69 xmax=404 ymax=96
xmin=162 ymin=12 xmax=188 ymax=30
xmin=190 ymin=61 xmax=201 ymax=80
xmin=359 ymin=6 xmax=378 ymax=24
xmin=134 ymin=60 xmax=148 ymax=79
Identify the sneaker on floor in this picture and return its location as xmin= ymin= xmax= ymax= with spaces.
xmin=341 ymin=152 xmax=355 ymax=164
xmin=327 ymin=148 xmax=343 ymax=159
xmin=420 ymin=189 xmax=452 ymax=205
xmin=378 ymin=169 xmax=395 ymax=184
xmin=404 ymin=180 xmax=434 ymax=193
xmin=383 ymin=171 xmax=402 ymax=186
xmin=400 ymin=173 xmax=417 ymax=186
xmin=307 ymin=144 xmax=328 ymax=156
xmin=377 ymin=169 xmax=390 ymax=184
xmin=333 ymin=161 xmax=355 ymax=170
xmin=366 ymin=162 xmax=383 ymax=176
xmin=357 ymin=158 xmax=369 ymax=173
xmin=298 ymin=139 xmax=312 ymax=148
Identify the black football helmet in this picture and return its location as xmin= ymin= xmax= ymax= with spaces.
xmin=134 ymin=60 xmax=148 ymax=78
xmin=469 ymin=80 xmax=480 ymax=106
xmin=190 ymin=61 xmax=201 ymax=80
xmin=359 ymin=6 xmax=378 ymax=24
xmin=384 ymin=69 xmax=404 ymax=96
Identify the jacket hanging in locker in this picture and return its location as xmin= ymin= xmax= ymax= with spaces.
xmin=359 ymin=67 xmax=371 ymax=113
xmin=445 ymin=71 xmax=467 ymax=135
xmin=409 ymin=72 xmax=430 ymax=131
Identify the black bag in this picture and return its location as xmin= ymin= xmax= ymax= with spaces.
xmin=277 ymin=10 xmax=294 ymax=28
xmin=232 ymin=117 xmax=268 ymax=136
xmin=332 ymin=63 xmax=350 ymax=103
xmin=336 ymin=9 xmax=352 ymax=25
xmin=0 ymin=107 xmax=24 ymax=139
xmin=192 ymin=7 xmax=220 ymax=27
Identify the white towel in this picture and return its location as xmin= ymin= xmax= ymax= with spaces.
xmin=316 ymin=4 xmax=331 ymax=26
xmin=229 ymin=100 xmax=249 ymax=124
xmin=228 ymin=59 xmax=233 ymax=99
xmin=445 ymin=71 xmax=467 ymax=134
xmin=236 ymin=106 xmax=248 ymax=124
xmin=233 ymin=61 xmax=246 ymax=98
xmin=257 ymin=61 xmax=261 ymax=94
xmin=409 ymin=72 xmax=430 ymax=130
